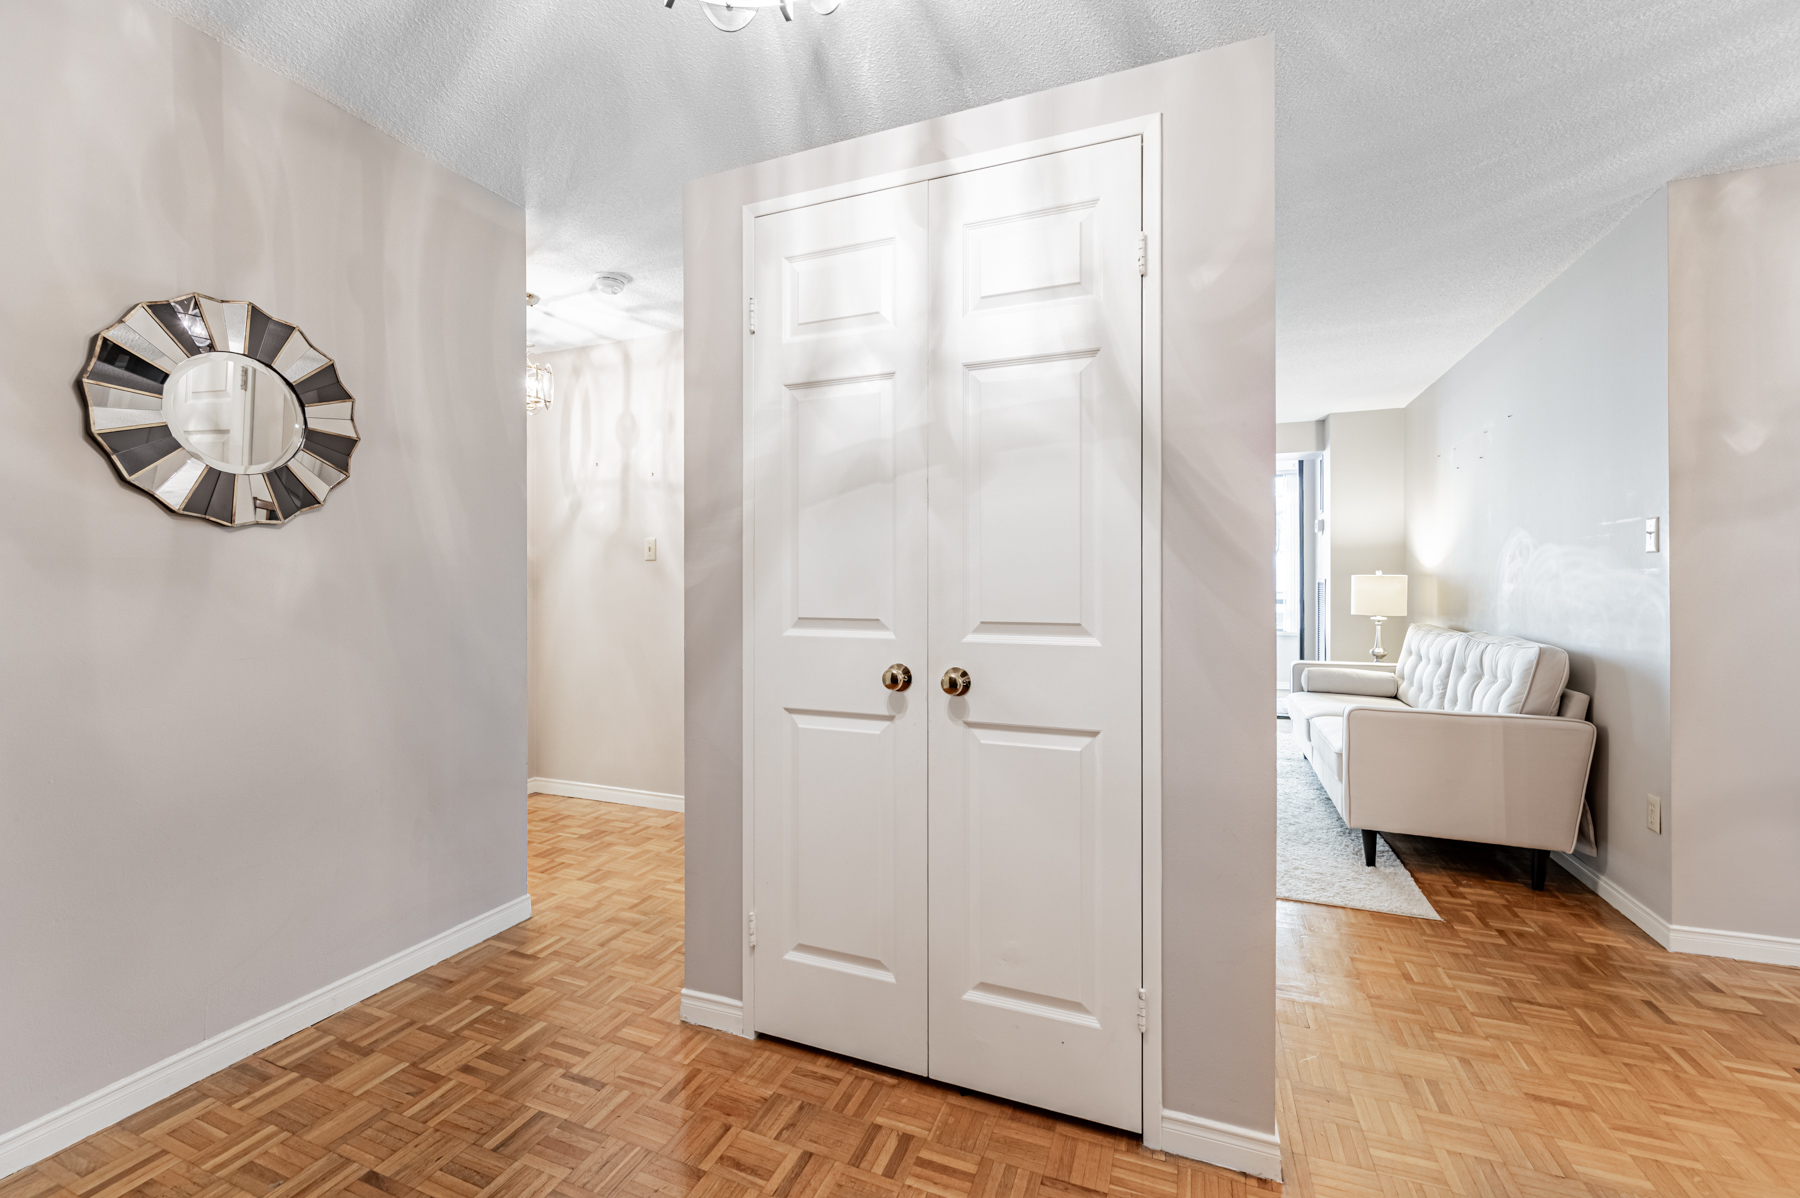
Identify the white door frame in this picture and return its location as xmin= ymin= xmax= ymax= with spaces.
xmin=737 ymin=114 xmax=1165 ymax=1145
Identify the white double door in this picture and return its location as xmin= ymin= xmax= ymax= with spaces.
xmin=749 ymin=138 xmax=1144 ymax=1131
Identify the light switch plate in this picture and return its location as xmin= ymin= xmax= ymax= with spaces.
xmin=1646 ymin=793 xmax=1662 ymax=834
xmin=1644 ymin=517 xmax=1660 ymax=553
xmin=645 ymin=537 xmax=657 ymax=562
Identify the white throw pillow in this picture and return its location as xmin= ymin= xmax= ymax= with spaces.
xmin=1302 ymin=667 xmax=1398 ymax=697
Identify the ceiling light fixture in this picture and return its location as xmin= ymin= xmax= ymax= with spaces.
xmin=665 ymin=0 xmax=844 ymax=34
xmin=594 ymin=272 xmax=633 ymax=295
xmin=526 ymin=345 xmax=553 ymax=413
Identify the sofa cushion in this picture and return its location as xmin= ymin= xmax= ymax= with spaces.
xmin=1310 ymin=716 xmax=1344 ymax=781
xmin=1288 ymin=691 xmax=1408 ymax=723
xmin=1394 ymin=624 xmax=1571 ymax=716
xmin=1302 ymin=667 xmax=1398 ymax=697
xmin=1286 ymin=690 xmax=1408 ymax=748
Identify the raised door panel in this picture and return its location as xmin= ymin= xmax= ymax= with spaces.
xmin=787 ymin=240 xmax=897 ymax=337
xmin=792 ymin=378 xmax=897 ymax=634
xmin=782 ymin=709 xmax=902 ymax=979
xmin=959 ymin=723 xmax=1101 ymax=1024
xmin=750 ymin=183 xmax=929 ymax=1074
xmin=926 ymin=139 xmax=1144 ymax=1130
xmin=966 ymin=202 xmax=1095 ymax=311
xmin=965 ymin=356 xmax=1096 ymax=640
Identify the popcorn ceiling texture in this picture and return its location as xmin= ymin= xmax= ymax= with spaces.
xmin=150 ymin=0 xmax=1800 ymax=418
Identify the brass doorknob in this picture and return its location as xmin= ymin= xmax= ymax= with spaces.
xmin=882 ymin=664 xmax=912 ymax=692
xmin=941 ymin=667 xmax=971 ymax=696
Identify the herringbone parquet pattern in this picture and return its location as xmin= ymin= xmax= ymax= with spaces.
xmin=1281 ymin=831 xmax=1800 ymax=1197
xmin=0 ymin=796 xmax=1270 ymax=1198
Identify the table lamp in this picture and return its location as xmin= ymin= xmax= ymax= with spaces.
xmin=1350 ymin=572 xmax=1408 ymax=662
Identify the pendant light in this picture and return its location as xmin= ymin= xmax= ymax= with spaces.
xmin=525 ymin=344 xmax=553 ymax=413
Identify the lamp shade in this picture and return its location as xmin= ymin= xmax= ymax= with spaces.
xmin=1350 ymin=573 xmax=1408 ymax=617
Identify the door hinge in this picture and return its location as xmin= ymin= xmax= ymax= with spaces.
xmin=748 ymin=296 xmax=757 ymax=335
xmin=1136 ymin=232 xmax=1148 ymax=277
xmin=1137 ymin=988 xmax=1147 ymax=1034
xmin=748 ymin=910 xmax=757 ymax=949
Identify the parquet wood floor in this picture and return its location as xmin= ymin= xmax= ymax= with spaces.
xmin=0 ymin=795 xmax=1271 ymax=1198
xmin=15 ymin=789 xmax=1800 ymax=1198
xmin=1282 ymin=830 xmax=1800 ymax=1197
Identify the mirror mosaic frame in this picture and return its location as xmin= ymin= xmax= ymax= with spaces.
xmin=81 ymin=295 xmax=360 ymax=526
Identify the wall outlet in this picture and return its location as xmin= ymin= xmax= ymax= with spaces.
xmin=645 ymin=537 xmax=657 ymax=562
xmin=1646 ymin=793 xmax=1662 ymax=834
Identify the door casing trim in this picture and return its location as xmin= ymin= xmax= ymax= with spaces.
xmin=737 ymin=113 xmax=1165 ymax=1144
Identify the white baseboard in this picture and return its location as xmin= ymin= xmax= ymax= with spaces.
xmin=680 ymin=988 xmax=747 ymax=1037
xmin=1554 ymin=853 xmax=1800 ymax=967
xmin=529 ymin=777 xmax=684 ymax=813
xmin=1669 ymin=924 xmax=1800 ymax=968
xmin=1160 ymin=1109 xmax=1282 ymax=1182
xmin=1551 ymin=851 xmax=1671 ymax=949
xmin=0 ymin=894 xmax=532 ymax=1179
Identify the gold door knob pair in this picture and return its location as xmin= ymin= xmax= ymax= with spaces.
xmin=881 ymin=664 xmax=971 ymax=695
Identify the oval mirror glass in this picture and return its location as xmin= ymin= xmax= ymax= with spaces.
xmin=163 ymin=352 xmax=305 ymax=474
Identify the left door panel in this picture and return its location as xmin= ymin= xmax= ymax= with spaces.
xmin=750 ymin=184 xmax=930 ymax=1073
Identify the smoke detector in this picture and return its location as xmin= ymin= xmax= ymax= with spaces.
xmin=594 ymin=272 xmax=632 ymax=296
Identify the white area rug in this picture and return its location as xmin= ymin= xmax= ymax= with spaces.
xmin=1278 ymin=721 xmax=1441 ymax=920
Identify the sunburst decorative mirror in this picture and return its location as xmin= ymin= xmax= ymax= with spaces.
xmin=81 ymin=295 xmax=359 ymax=525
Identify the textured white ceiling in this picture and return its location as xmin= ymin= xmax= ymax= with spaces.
xmin=150 ymin=0 xmax=1800 ymax=419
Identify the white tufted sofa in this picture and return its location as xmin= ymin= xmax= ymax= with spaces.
xmin=1286 ymin=624 xmax=1597 ymax=889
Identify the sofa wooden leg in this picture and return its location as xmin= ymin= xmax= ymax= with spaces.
xmin=1362 ymin=829 xmax=1377 ymax=867
xmin=1530 ymin=848 xmax=1548 ymax=891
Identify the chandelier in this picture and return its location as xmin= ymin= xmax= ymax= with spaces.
xmin=526 ymin=360 xmax=553 ymax=413
xmin=665 ymin=0 xmax=844 ymax=33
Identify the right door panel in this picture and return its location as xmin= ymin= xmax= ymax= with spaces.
xmin=925 ymin=139 xmax=1145 ymax=1130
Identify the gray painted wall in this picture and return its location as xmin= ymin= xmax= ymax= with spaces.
xmin=684 ymin=42 xmax=1276 ymax=1134
xmin=1323 ymin=409 xmax=1409 ymax=661
xmin=1670 ymin=164 xmax=1800 ymax=942
xmin=1404 ymin=191 xmax=1671 ymax=918
xmin=529 ymin=333 xmax=684 ymax=797
xmin=1275 ymin=420 xmax=1322 ymax=455
xmin=0 ymin=0 xmax=526 ymax=1135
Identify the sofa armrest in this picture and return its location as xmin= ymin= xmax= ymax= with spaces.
xmin=1290 ymin=659 xmax=1397 ymax=694
xmin=1341 ymin=706 xmax=1596 ymax=852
